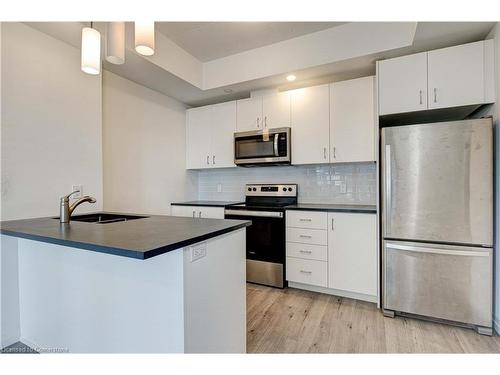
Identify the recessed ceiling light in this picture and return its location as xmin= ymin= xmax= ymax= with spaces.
xmin=286 ymin=74 xmax=296 ymax=82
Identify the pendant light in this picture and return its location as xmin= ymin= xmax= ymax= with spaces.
xmin=105 ymin=22 xmax=125 ymax=65
xmin=135 ymin=22 xmax=155 ymax=56
xmin=81 ymin=22 xmax=101 ymax=75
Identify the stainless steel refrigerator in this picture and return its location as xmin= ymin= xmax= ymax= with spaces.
xmin=381 ymin=118 xmax=493 ymax=335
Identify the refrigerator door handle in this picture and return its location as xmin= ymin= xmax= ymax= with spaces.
xmin=386 ymin=243 xmax=490 ymax=257
xmin=385 ymin=144 xmax=391 ymax=236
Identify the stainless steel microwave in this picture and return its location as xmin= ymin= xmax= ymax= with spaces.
xmin=234 ymin=127 xmax=291 ymax=166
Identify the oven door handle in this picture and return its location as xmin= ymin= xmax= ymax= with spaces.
xmin=225 ymin=209 xmax=283 ymax=218
xmin=273 ymin=133 xmax=279 ymax=157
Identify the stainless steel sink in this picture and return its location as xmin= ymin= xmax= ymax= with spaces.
xmin=54 ymin=213 xmax=148 ymax=224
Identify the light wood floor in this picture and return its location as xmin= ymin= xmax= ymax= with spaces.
xmin=246 ymin=283 xmax=500 ymax=353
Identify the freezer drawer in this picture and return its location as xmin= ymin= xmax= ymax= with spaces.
xmin=383 ymin=240 xmax=492 ymax=328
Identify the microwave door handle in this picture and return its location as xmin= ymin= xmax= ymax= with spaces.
xmin=274 ymin=134 xmax=279 ymax=156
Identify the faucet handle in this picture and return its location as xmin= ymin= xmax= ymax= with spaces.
xmin=61 ymin=190 xmax=80 ymax=202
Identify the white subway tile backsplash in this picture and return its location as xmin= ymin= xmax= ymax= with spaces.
xmin=197 ymin=163 xmax=377 ymax=204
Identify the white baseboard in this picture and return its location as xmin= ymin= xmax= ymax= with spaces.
xmin=288 ymin=282 xmax=378 ymax=304
xmin=1 ymin=335 xmax=20 ymax=350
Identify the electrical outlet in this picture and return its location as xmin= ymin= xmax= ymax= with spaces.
xmin=217 ymin=183 xmax=222 ymax=193
xmin=71 ymin=185 xmax=83 ymax=198
xmin=191 ymin=243 xmax=207 ymax=262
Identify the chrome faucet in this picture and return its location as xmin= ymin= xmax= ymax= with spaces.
xmin=60 ymin=190 xmax=96 ymax=223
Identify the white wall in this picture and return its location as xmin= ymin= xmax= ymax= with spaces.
xmin=1 ymin=23 xmax=103 ymax=221
xmin=1 ymin=22 xmax=103 ymax=349
xmin=486 ymin=22 xmax=500 ymax=334
xmin=102 ymin=70 xmax=197 ymax=214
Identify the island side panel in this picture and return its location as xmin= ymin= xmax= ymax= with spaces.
xmin=183 ymin=228 xmax=246 ymax=353
xmin=1 ymin=235 xmax=21 ymax=348
xmin=17 ymin=239 xmax=185 ymax=353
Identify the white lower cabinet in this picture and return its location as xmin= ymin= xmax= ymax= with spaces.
xmin=327 ymin=212 xmax=377 ymax=297
xmin=286 ymin=210 xmax=377 ymax=302
xmin=171 ymin=205 xmax=225 ymax=219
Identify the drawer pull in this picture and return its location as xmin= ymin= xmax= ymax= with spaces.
xmin=299 ymin=250 xmax=312 ymax=254
xmin=299 ymin=218 xmax=312 ymax=222
xmin=299 ymin=235 xmax=312 ymax=239
xmin=300 ymin=270 xmax=312 ymax=274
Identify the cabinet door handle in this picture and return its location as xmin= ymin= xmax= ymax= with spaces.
xmin=299 ymin=218 xmax=312 ymax=222
xmin=264 ymin=116 xmax=267 ymax=128
xmin=299 ymin=235 xmax=312 ymax=239
xmin=206 ymin=155 xmax=210 ymax=165
xmin=212 ymin=155 xmax=215 ymax=165
xmin=333 ymin=147 xmax=337 ymax=159
xmin=331 ymin=218 xmax=334 ymax=230
xmin=419 ymin=90 xmax=423 ymax=105
xmin=192 ymin=211 xmax=196 ymax=218
xmin=299 ymin=250 xmax=312 ymax=254
xmin=323 ymin=147 xmax=327 ymax=160
xmin=300 ymin=270 xmax=312 ymax=274
xmin=256 ymin=117 xmax=260 ymax=128
xmin=433 ymin=88 xmax=437 ymax=103
xmin=198 ymin=211 xmax=202 ymax=218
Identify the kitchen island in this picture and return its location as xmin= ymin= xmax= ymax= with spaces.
xmin=0 ymin=213 xmax=250 ymax=353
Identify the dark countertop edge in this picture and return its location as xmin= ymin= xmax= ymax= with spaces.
xmin=171 ymin=201 xmax=243 ymax=207
xmin=0 ymin=221 xmax=251 ymax=260
xmin=285 ymin=206 xmax=377 ymax=214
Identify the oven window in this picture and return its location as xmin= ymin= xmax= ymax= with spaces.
xmin=235 ymin=137 xmax=275 ymax=159
xmin=224 ymin=214 xmax=285 ymax=263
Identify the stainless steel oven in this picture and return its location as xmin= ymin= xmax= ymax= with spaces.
xmin=234 ymin=127 xmax=291 ymax=166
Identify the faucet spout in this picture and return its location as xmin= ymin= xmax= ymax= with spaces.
xmin=60 ymin=191 xmax=96 ymax=223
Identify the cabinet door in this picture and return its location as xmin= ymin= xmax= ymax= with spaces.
xmin=236 ymin=97 xmax=262 ymax=132
xmin=171 ymin=205 xmax=196 ymax=217
xmin=262 ymin=92 xmax=291 ymax=129
xmin=330 ymin=77 xmax=375 ymax=163
xmin=186 ymin=106 xmax=212 ymax=169
xmin=428 ymin=41 xmax=485 ymax=109
xmin=211 ymin=101 xmax=236 ymax=168
xmin=290 ymin=85 xmax=330 ymax=165
xmin=197 ymin=207 xmax=225 ymax=219
xmin=328 ymin=212 xmax=377 ymax=296
xmin=378 ymin=52 xmax=428 ymax=115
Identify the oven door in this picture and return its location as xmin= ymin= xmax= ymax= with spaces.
xmin=225 ymin=209 xmax=286 ymax=288
xmin=234 ymin=127 xmax=290 ymax=165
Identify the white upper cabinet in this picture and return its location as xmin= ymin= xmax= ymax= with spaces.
xmin=427 ymin=41 xmax=486 ymax=109
xmin=328 ymin=212 xmax=377 ymax=297
xmin=330 ymin=77 xmax=376 ymax=163
xmin=236 ymin=97 xmax=263 ymax=132
xmin=186 ymin=102 xmax=236 ymax=170
xmin=378 ymin=52 xmax=428 ymax=116
xmin=290 ymin=84 xmax=330 ymax=165
xmin=186 ymin=106 xmax=212 ymax=169
xmin=378 ymin=40 xmax=495 ymax=116
xmin=210 ymin=101 xmax=236 ymax=168
xmin=262 ymin=92 xmax=291 ymax=129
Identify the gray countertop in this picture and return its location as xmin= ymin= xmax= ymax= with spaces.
xmin=0 ymin=212 xmax=250 ymax=260
xmin=171 ymin=200 xmax=244 ymax=207
xmin=285 ymin=204 xmax=377 ymax=213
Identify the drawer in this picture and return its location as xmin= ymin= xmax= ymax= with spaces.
xmin=286 ymin=257 xmax=327 ymax=287
xmin=286 ymin=227 xmax=327 ymax=246
xmin=286 ymin=242 xmax=327 ymax=261
xmin=286 ymin=210 xmax=327 ymax=229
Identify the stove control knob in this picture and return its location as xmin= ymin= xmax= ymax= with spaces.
xmin=248 ymin=187 xmax=252 ymax=192
xmin=288 ymin=187 xmax=293 ymax=192
xmin=252 ymin=188 xmax=257 ymax=191
xmin=283 ymin=187 xmax=287 ymax=192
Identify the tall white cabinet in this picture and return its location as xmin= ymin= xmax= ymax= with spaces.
xmin=290 ymin=84 xmax=330 ymax=165
xmin=330 ymin=76 xmax=376 ymax=163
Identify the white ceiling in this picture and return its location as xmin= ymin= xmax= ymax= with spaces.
xmin=156 ymin=22 xmax=345 ymax=61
